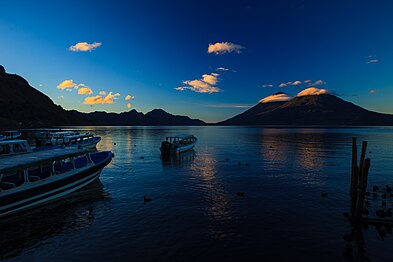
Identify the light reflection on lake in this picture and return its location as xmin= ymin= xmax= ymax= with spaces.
xmin=2 ymin=126 xmax=393 ymax=261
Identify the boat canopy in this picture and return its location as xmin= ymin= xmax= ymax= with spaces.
xmin=0 ymin=148 xmax=89 ymax=173
xmin=50 ymin=131 xmax=78 ymax=137
xmin=166 ymin=134 xmax=195 ymax=140
xmin=0 ymin=140 xmax=32 ymax=156
xmin=66 ymin=134 xmax=94 ymax=140
xmin=0 ymin=139 xmax=27 ymax=146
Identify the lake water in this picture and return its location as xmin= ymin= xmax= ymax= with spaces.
xmin=2 ymin=126 xmax=393 ymax=261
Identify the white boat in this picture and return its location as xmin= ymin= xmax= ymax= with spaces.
xmin=49 ymin=131 xmax=80 ymax=145
xmin=0 ymin=147 xmax=113 ymax=218
xmin=64 ymin=134 xmax=101 ymax=149
xmin=1 ymin=130 xmax=22 ymax=140
xmin=0 ymin=140 xmax=33 ymax=157
xmin=160 ymin=134 xmax=197 ymax=156
xmin=0 ymin=140 xmax=62 ymax=158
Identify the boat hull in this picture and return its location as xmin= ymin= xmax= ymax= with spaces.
xmin=0 ymin=152 xmax=112 ymax=218
xmin=174 ymin=143 xmax=196 ymax=154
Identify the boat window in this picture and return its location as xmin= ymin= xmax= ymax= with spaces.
xmin=13 ymin=143 xmax=27 ymax=153
xmin=0 ymin=145 xmax=10 ymax=155
xmin=0 ymin=170 xmax=24 ymax=189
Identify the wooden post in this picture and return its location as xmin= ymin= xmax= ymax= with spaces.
xmin=350 ymin=137 xmax=358 ymax=198
xmin=354 ymin=158 xmax=371 ymax=222
xmin=358 ymin=141 xmax=368 ymax=182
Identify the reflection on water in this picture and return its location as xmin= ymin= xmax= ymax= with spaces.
xmin=161 ymin=150 xmax=195 ymax=168
xmin=0 ymin=180 xmax=110 ymax=260
xmin=4 ymin=126 xmax=393 ymax=261
xmin=189 ymin=148 xmax=234 ymax=241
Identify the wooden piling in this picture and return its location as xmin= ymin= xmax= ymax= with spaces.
xmin=358 ymin=141 xmax=368 ymax=182
xmin=350 ymin=137 xmax=357 ymax=198
xmin=350 ymin=139 xmax=370 ymax=222
xmin=354 ymin=158 xmax=371 ymax=222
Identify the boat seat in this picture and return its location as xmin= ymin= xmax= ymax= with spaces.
xmin=28 ymin=176 xmax=40 ymax=182
xmin=1 ymin=181 xmax=16 ymax=190
xmin=28 ymin=168 xmax=41 ymax=182
xmin=74 ymin=156 xmax=88 ymax=168
xmin=0 ymin=172 xmax=23 ymax=189
xmin=54 ymin=161 xmax=72 ymax=174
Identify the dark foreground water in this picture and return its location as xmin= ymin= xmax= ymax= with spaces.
xmin=2 ymin=126 xmax=393 ymax=261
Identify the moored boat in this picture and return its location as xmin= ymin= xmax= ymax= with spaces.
xmin=0 ymin=140 xmax=33 ymax=157
xmin=1 ymin=130 xmax=22 ymax=140
xmin=64 ymin=134 xmax=101 ymax=149
xmin=0 ymin=147 xmax=113 ymax=218
xmin=49 ymin=131 xmax=80 ymax=145
xmin=160 ymin=134 xmax=197 ymax=156
xmin=0 ymin=140 xmax=62 ymax=157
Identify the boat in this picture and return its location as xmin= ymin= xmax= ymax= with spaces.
xmin=1 ymin=130 xmax=22 ymax=140
xmin=0 ymin=147 xmax=113 ymax=218
xmin=0 ymin=140 xmax=33 ymax=157
xmin=160 ymin=134 xmax=197 ymax=156
xmin=64 ymin=134 xmax=101 ymax=149
xmin=49 ymin=131 xmax=80 ymax=145
xmin=0 ymin=140 xmax=62 ymax=158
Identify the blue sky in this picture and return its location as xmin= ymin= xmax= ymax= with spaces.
xmin=1 ymin=0 xmax=393 ymax=122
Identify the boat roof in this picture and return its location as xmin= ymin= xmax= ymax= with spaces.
xmin=0 ymin=139 xmax=28 ymax=145
xmin=66 ymin=134 xmax=94 ymax=139
xmin=2 ymin=130 xmax=21 ymax=134
xmin=50 ymin=131 xmax=77 ymax=135
xmin=0 ymin=148 xmax=89 ymax=173
xmin=167 ymin=134 xmax=195 ymax=139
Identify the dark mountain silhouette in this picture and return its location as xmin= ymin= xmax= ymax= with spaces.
xmin=0 ymin=69 xmax=96 ymax=127
xmin=220 ymin=93 xmax=393 ymax=126
xmin=3 ymin=67 xmax=393 ymax=127
xmin=0 ymin=67 xmax=205 ymax=127
xmin=73 ymin=109 xmax=205 ymax=126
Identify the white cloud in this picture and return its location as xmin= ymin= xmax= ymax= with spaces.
xmin=125 ymin=95 xmax=135 ymax=101
xmin=366 ymin=54 xmax=379 ymax=64
xmin=260 ymin=92 xmax=292 ymax=103
xmin=369 ymin=89 xmax=378 ymax=94
xmin=366 ymin=59 xmax=379 ymax=64
xmin=202 ymin=73 xmax=219 ymax=85
xmin=182 ymin=80 xmax=221 ymax=93
xmin=297 ymin=87 xmax=329 ymax=96
xmin=99 ymin=91 xmax=106 ymax=95
xmin=292 ymin=80 xmax=302 ymax=86
xmin=279 ymin=82 xmax=290 ymax=88
xmin=58 ymin=95 xmax=64 ymax=99
xmin=69 ymin=42 xmax=102 ymax=52
xmin=83 ymin=92 xmax=120 ymax=105
xmin=57 ymin=79 xmax=86 ymax=90
xmin=262 ymin=84 xmax=274 ymax=88
xmin=207 ymin=42 xmax=244 ymax=55
xmin=307 ymin=80 xmax=326 ymax=86
xmin=176 ymin=72 xmax=222 ymax=94
xmin=217 ymin=67 xmax=229 ymax=71
xmin=57 ymin=79 xmax=77 ymax=90
xmin=304 ymin=80 xmax=311 ymax=83
xmin=78 ymin=87 xmax=93 ymax=95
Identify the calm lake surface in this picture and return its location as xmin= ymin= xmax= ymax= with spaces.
xmin=2 ymin=126 xmax=393 ymax=261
